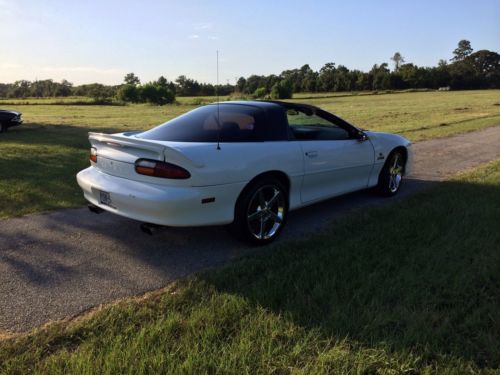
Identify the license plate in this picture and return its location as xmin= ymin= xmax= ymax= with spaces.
xmin=99 ymin=190 xmax=113 ymax=207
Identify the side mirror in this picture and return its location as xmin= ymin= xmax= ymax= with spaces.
xmin=356 ymin=131 xmax=368 ymax=142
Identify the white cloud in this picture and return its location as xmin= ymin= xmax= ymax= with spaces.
xmin=188 ymin=34 xmax=200 ymax=39
xmin=207 ymin=36 xmax=219 ymax=40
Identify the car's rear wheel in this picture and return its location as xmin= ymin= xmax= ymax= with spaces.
xmin=232 ymin=178 xmax=288 ymax=245
xmin=0 ymin=122 xmax=6 ymax=133
xmin=377 ymin=150 xmax=405 ymax=196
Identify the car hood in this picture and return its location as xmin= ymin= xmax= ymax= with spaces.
xmin=0 ymin=110 xmax=21 ymax=116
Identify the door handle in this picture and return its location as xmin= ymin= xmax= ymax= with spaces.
xmin=305 ymin=151 xmax=318 ymax=158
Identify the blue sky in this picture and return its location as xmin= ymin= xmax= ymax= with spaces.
xmin=1 ymin=0 xmax=499 ymax=85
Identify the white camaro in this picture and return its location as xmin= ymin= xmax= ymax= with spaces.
xmin=77 ymin=101 xmax=412 ymax=244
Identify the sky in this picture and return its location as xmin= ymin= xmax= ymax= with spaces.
xmin=1 ymin=0 xmax=499 ymax=85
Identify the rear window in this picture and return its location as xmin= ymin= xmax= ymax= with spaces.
xmin=137 ymin=104 xmax=268 ymax=142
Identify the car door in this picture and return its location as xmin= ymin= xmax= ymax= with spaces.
xmin=286 ymin=109 xmax=375 ymax=204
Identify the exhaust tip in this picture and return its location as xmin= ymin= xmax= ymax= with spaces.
xmin=140 ymin=222 xmax=161 ymax=235
xmin=88 ymin=204 xmax=105 ymax=214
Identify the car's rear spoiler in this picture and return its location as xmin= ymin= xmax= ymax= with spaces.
xmin=88 ymin=132 xmax=205 ymax=168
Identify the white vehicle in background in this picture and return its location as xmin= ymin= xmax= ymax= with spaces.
xmin=77 ymin=101 xmax=412 ymax=244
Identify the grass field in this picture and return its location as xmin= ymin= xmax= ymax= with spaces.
xmin=1 ymin=160 xmax=498 ymax=373
xmin=0 ymin=90 xmax=499 ymax=219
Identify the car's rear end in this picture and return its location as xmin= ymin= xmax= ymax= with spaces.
xmin=77 ymin=132 xmax=243 ymax=227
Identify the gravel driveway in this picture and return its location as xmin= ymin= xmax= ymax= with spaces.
xmin=1 ymin=126 xmax=499 ymax=333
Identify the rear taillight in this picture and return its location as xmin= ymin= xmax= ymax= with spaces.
xmin=89 ymin=147 xmax=97 ymax=163
xmin=135 ymin=159 xmax=191 ymax=179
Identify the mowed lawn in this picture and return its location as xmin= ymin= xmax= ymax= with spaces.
xmin=1 ymin=161 xmax=498 ymax=373
xmin=1 ymin=90 xmax=499 ymax=219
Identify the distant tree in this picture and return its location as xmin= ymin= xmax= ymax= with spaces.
xmin=175 ymin=75 xmax=201 ymax=96
xmin=54 ymin=79 xmax=73 ymax=96
xmin=8 ymin=80 xmax=31 ymax=98
xmin=452 ymin=40 xmax=473 ymax=62
xmin=438 ymin=59 xmax=448 ymax=68
xmin=138 ymin=82 xmax=175 ymax=105
xmin=318 ymin=62 xmax=336 ymax=91
xmin=253 ymin=87 xmax=267 ymax=98
xmin=334 ymin=65 xmax=351 ymax=91
xmin=244 ymin=75 xmax=265 ymax=95
xmin=370 ymin=63 xmax=391 ymax=90
xmin=302 ymin=70 xmax=318 ymax=92
xmin=87 ymin=83 xmax=112 ymax=103
xmin=434 ymin=60 xmax=451 ymax=87
xmin=124 ymin=72 xmax=140 ymax=86
xmin=270 ymin=80 xmax=293 ymax=99
xmin=116 ymin=84 xmax=139 ymax=102
xmin=156 ymin=76 xmax=177 ymax=94
xmin=391 ymin=52 xmax=405 ymax=71
xmin=464 ymin=50 xmax=500 ymax=88
xmin=236 ymin=77 xmax=246 ymax=92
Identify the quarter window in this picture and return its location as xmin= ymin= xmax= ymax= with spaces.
xmin=137 ymin=104 xmax=266 ymax=142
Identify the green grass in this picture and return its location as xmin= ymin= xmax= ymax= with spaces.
xmin=1 ymin=90 xmax=499 ymax=219
xmin=1 ymin=161 xmax=499 ymax=374
xmin=291 ymin=89 xmax=500 ymax=141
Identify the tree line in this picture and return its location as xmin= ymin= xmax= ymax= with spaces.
xmin=237 ymin=40 xmax=499 ymax=98
xmin=0 ymin=40 xmax=498 ymax=103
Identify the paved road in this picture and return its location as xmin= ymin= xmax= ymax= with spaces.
xmin=1 ymin=126 xmax=499 ymax=333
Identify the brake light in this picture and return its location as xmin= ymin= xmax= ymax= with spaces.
xmin=90 ymin=147 xmax=97 ymax=163
xmin=135 ymin=159 xmax=191 ymax=179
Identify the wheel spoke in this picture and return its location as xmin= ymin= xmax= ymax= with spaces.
xmin=392 ymin=154 xmax=399 ymax=169
xmin=259 ymin=217 xmax=265 ymax=239
xmin=246 ymin=184 xmax=287 ymax=241
xmin=266 ymin=189 xmax=280 ymax=207
xmin=258 ymin=190 xmax=266 ymax=208
xmin=248 ymin=209 xmax=264 ymax=222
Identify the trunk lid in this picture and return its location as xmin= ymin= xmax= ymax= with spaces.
xmin=89 ymin=132 xmax=202 ymax=185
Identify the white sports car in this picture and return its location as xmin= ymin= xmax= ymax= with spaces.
xmin=77 ymin=101 xmax=412 ymax=244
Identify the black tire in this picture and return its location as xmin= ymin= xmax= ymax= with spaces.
xmin=231 ymin=177 xmax=288 ymax=245
xmin=0 ymin=122 xmax=6 ymax=133
xmin=376 ymin=150 xmax=405 ymax=196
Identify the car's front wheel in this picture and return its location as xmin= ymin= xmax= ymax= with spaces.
xmin=377 ymin=150 xmax=405 ymax=196
xmin=232 ymin=178 xmax=288 ymax=245
xmin=0 ymin=122 xmax=7 ymax=133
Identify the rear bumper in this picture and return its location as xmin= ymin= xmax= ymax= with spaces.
xmin=76 ymin=166 xmax=245 ymax=226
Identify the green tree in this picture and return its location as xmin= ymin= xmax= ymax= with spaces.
xmin=391 ymin=52 xmax=405 ymax=71
xmin=236 ymin=77 xmax=246 ymax=92
xmin=116 ymin=84 xmax=139 ymax=102
xmin=253 ymin=87 xmax=267 ymax=98
xmin=452 ymin=40 xmax=473 ymax=62
xmin=124 ymin=72 xmax=140 ymax=86
xmin=87 ymin=83 xmax=112 ymax=103
xmin=318 ymin=62 xmax=336 ymax=91
xmin=270 ymin=80 xmax=293 ymax=99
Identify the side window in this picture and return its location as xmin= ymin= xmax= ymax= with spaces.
xmin=287 ymin=109 xmax=350 ymax=141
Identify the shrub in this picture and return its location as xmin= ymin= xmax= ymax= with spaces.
xmin=253 ymin=87 xmax=267 ymax=99
xmin=270 ymin=80 xmax=293 ymax=99
xmin=116 ymin=84 xmax=139 ymax=103
xmin=138 ymin=83 xmax=175 ymax=105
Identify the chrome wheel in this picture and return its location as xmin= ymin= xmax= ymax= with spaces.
xmin=388 ymin=153 xmax=404 ymax=193
xmin=246 ymin=185 xmax=286 ymax=240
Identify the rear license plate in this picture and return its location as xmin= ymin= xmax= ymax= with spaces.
xmin=99 ymin=190 xmax=113 ymax=207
